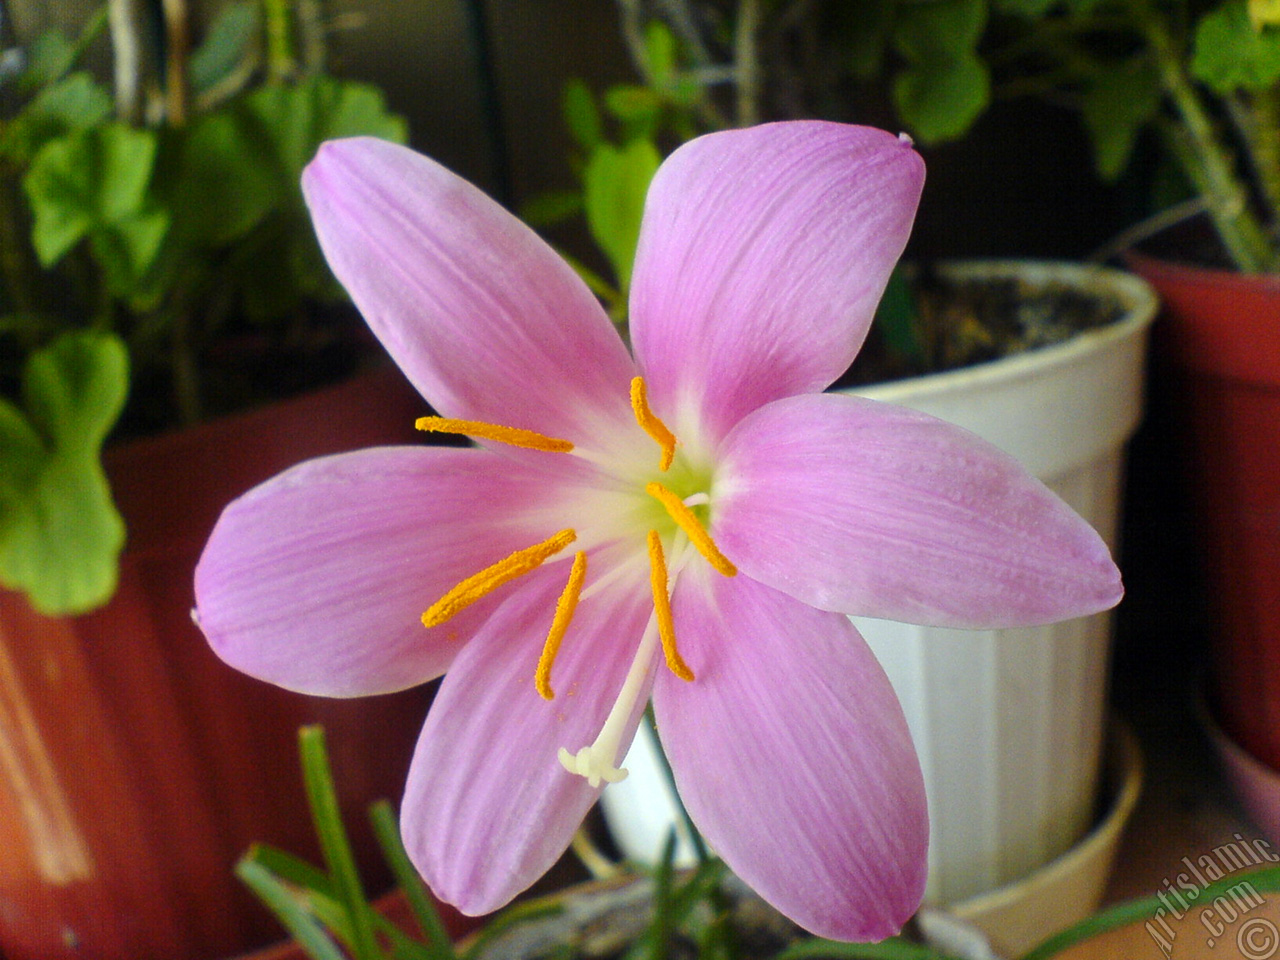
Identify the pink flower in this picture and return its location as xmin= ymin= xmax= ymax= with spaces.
xmin=193 ymin=122 xmax=1122 ymax=941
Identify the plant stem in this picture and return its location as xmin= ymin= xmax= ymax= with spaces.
xmin=734 ymin=0 xmax=762 ymax=127
xmin=160 ymin=0 xmax=189 ymax=125
xmin=0 ymin=175 xmax=34 ymax=317
xmin=1249 ymin=89 xmax=1280 ymax=252
xmin=263 ymin=0 xmax=297 ymax=84
xmin=107 ymin=0 xmax=144 ymax=122
xmin=1140 ymin=10 xmax=1273 ymax=271
xmin=169 ymin=306 xmax=201 ymax=425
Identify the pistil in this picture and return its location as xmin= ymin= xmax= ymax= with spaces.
xmin=558 ymin=615 xmax=661 ymax=787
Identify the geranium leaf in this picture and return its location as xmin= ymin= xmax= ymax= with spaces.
xmin=22 ymin=330 xmax=129 ymax=453
xmin=1192 ymin=0 xmax=1280 ymax=92
xmin=1082 ymin=56 xmax=1162 ymax=180
xmin=892 ymin=0 xmax=990 ymax=143
xmin=0 ymin=332 xmax=127 ymax=615
xmin=893 ymin=53 xmax=990 ymax=143
xmin=583 ymin=138 xmax=660 ymax=290
xmin=562 ymin=78 xmax=603 ymax=151
xmin=24 ymin=123 xmax=161 ymax=268
xmin=189 ymin=0 xmax=260 ymax=97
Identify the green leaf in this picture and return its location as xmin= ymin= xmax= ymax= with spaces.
xmin=894 ymin=0 xmax=987 ymax=60
xmin=0 ymin=399 xmax=46 ymax=496
xmin=370 ymin=800 xmax=457 ymax=960
xmin=519 ymin=190 xmax=583 ymax=227
xmin=24 ymin=124 xmax=164 ymax=268
xmin=604 ymin=84 xmax=663 ymax=123
xmin=774 ymin=937 xmax=957 ymax=959
xmin=644 ymin=20 xmax=679 ymax=85
xmin=1192 ymin=0 xmax=1280 ymax=93
xmin=90 ymin=208 xmax=171 ymax=296
xmin=19 ymin=29 xmax=77 ymax=89
xmin=0 ymin=332 xmax=128 ymax=615
xmin=0 ymin=72 xmax=112 ymax=164
xmin=1082 ymin=56 xmax=1162 ymax=180
xmin=874 ymin=266 xmax=924 ymax=364
xmin=235 ymin=860 xmax=350 ymax=960
xmin=0 ymin=454 xmax=125 ymax=614
xmin=830 ymin=2 xmax=896 ymax=79
xmin=298 ymin=726 xmax=380 ymax=960
xmin=22 ymin=328 xmax=128 ymax=454
xmin=892 ymin=0 xmax=990 ymax=142
xmin=190 ymin=0 xmax=260 ymax=97
xmin=1023 ymin=863 xmax=1280 ymax=959
xmin=583 ymin=138 xmax=660 ymax=290
xmin=893 ymin=53 xmax=991 ymax=143
xmin=562 ymin=78 xmax=603 ymax=150
xmin=243 ymin=76 xmax=408 ymax=188
xmin=994 ymin=0 xmax=1059 ymax=15
xmin=168 ymin=110 xmax=279 ymax=248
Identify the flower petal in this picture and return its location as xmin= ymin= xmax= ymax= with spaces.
xmin=630 ymin=122 xmax=924 ymax=447
xmin=654 ymin=568 xmax=927 ymax=941
xmin=715 ymin=393 xmax=1123 ymax=627
xmin=302 ymin=138 xmax=637 ymax=446
xmin=403 ymin=567 xmax=656 ymax=915
xmin=195 ymin=447 xmax=572 ymax=696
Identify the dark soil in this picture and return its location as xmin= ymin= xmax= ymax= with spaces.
xmin=837 ymin=266 xmax=1128 ymax=389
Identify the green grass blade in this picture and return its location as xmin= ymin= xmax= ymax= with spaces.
xmin=369 ymin=798 xmax=457 ymax=959
xmin=236 ymin=859 xmax=350 ymax=960
xmin=298 ymin=725 xmax=382 ymax=960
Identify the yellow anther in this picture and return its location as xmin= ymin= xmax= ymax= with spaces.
xmin=416 ymin=416 xmax=574 ymax=454
xmin=536 ymin=551 xmax=588 ymax=700
xmin=423 ymin=529 xmax=576 ymax=628
xmin=647 ymin=531 xmax=694 ymax=682
xmin=630 ymin=377 xmax=677 ymax=471
xmin=645 ymin=482 xmax=737 ymax=578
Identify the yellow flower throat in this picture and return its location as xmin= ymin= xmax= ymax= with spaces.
xmin=414 ymin=376 xmax=738 ymax=786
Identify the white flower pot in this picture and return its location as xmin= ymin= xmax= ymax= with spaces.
xmin=847 ymin=261 xmax=1157 ymax=905
xmin=601 ymin=261 xmax=1158 ymax=907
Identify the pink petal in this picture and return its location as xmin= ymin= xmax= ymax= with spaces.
xmin=302 ymin=138 xmax=637 ymax=447
xmin=403 ymin=568 xmax=656 ymax=915
xmin=715 ymin=393 xmax=1123 ymax=627
xmin=194 ymin=447 xmax=571 ymax=696
xmin=630 ymin=122 xmax=924 ymax=446
xmin=653 ymin=568 xmax=927 ymax=941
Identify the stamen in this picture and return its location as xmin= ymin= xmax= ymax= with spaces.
xmin=647 ymin=531 xmax=695 ymax=682
xmin=423 ymin=529 xmax=576 ymax=628
xmin=536 ymin=551 xmax=588 ymax=700
xmin=416 ymin=416 xmax=574 ymax=454
xmin=646 ymin=482 xmax=738 ymax=577
xmin=558 ymin=615 xmax=661 ymax=786
xmin=630 ymin=377 xmax=677 ymax=471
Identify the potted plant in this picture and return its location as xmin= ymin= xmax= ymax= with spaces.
xmin=0 ymin=5 xmax=439 ymax=959
xmin=814 ymin=0 xmax=1280 ymax=831
xmin=229 ymin=723 xmax=1158 ymax=960
xmin=538 ymin=3 xmax=1156 ymax=918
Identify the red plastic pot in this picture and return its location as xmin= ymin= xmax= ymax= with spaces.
xmin=0 ymin=365 xmax=458 ymax=960
xmin=1126 ymin=251 xmax=1280 ymax=771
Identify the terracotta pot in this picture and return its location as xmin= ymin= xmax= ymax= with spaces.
xmin=0 ymin=365 xmax=451 ymax=960
xmin=1125 ymin=251 xmax=1280 ymax=772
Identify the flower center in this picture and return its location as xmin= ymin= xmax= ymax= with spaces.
xmin=416 ymin=376 xmax=737 ymax=785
